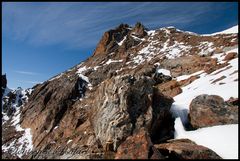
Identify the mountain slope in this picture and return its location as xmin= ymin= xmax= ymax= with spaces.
xmin=2 ymin=23 xmax=238 ymax=159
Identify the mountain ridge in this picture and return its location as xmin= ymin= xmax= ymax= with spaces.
xmin=2 ymin=22 xmax=238 ymax=159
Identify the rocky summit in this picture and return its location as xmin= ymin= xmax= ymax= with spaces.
xmin=1 ymin=23 xmax=238 ymax=159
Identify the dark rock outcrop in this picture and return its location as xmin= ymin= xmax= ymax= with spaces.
xmin=2 ymin=74 xmax=7 ymax=89
xmin=189 ymin=94 xmax=238 ymax=129
xmin=130 ymin=22 xmax=147 ymax=38
xmin=155 ymin=139 xmax=222 ymax=159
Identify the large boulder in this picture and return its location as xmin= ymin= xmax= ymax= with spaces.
xmin=189 ymin=94 xmax=238 ymax=129
xmin=89 ymin=75 xmax=174 ymax=151
xmin=155 ymin=139 xmax=222 ymax=159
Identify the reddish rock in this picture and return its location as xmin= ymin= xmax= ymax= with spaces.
xmin=157 ymin=80 xmax=182 ymax=97
xmin=189 ymin=94 xmax=238 ymax=129
xmin=223 ymin=52 xmax=237 ymax=61
xmin=131 ymin=22 xmax=147 ymax=38
xmin=115 ymin=129 xmax=164 ymax=159
xmin=179 ymin=75 xmax=200 ymax=87
xmin=155 ymin=139 xmax=222 ymax=159
xmin=93 ymin=24 xmax=130 ymax=56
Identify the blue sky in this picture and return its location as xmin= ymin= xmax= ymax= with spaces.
xmin=2 ymin=2 xmax=238 ymax=89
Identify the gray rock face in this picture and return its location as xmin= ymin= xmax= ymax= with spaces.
xmin=89 ymin=75 xmax=174 ymax=151
xmin=189 ymin=94 xmax=238 ymax=129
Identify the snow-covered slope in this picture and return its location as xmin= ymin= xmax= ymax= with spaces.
xmin=171 ymin=46 xmax=238 ymax=159
xmin=174 ymin=118 xmax=238 ymax=159
xmin=2 ymin=86 xmax=34 ymax=158
xmin=203 ymin=25 xmax=238 ymax=36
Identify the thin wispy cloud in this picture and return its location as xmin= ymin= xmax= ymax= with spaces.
xmin=14 ymin=70 xmax=40 ymax=75
xmin=18 ymin=80 xmax=42 ymax=84
xmin=3 ymin=2 xmax=226 ymax=50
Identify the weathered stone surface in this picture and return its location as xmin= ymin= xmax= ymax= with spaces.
xmin=179 ymin=75 xmax=200 ymax=87
xmin=155 ymin=139 xmax=222 ymax=159
xmin=115 ymin=128 xmax=164 ymax=159
xmin=89 ymin=75 xmax=174 ymax=151
xmin=93 ymin=24 xmax=130 ymax=56
xmin=226 ymin=97 xmax=238 ymax=106
xmin=131 ymin=22 xmax=147 ymax=38
xmin=189 ymin=94 xmax=238 ymax=128
xmin=20 ymin=72 xmax=87 ymax=148
xmin=156 ymin=80 xmax=182 ymax=97
xmin=223 ymin=52 xmax=237 ymax=61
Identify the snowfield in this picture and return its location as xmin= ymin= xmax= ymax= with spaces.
xmin=174 ymin=118 xmax=238 ymax=159
xmin=2 ymin=90 xmax=34 ymax=158
xmin=171 ymin=47 xmax=238 ymax=159
xmin=202 ymin=25 xmax=238 ymax=36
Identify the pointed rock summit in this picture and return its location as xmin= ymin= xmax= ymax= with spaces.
xmin=93 ymin=23 xmax=130 ymax=56
xmin=131 ymin=22 xmax=147 ymax=38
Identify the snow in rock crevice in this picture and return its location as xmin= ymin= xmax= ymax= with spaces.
xmin=156 ymin=68 xmax=171 ymax=76
xmin=117 ymin=36 xmax=127 ymax=46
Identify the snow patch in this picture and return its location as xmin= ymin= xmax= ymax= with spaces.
xmin=171 ymin=47 xmax=238 ymax=159
xmin=198 ymin=42 xmax=215 ymax=56
xmin=49 ymin=73 xmax=64 ymax=81
xmin=203 ymin=25 xmax=238 ymax=36
xmin=174 ymin=118 xmax=238 ymax=159
xmin=176 ymin=70 xmax=204 ymax=82
xmin=2 ymin=106 xmax=33 ymax=158
xmin=147 ymin=30 xmax=156 ymax=36
xmin=117 ymin=36 xmax=127 ymax=46
xmin=104 ymin=59 xmax=123 ymax=65
xmin=157 ymin=68 xmax=171 ymax=76
xmin=67 ymin=140 xmax=73 ymax=144
xmin=76 ymin=66 xmax=90 ymax=83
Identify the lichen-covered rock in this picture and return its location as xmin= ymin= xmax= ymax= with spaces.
xmin=189 ymin=94 xmax=238 ymax=129
xmin=89 ymin=75 xmax=174 ymax=151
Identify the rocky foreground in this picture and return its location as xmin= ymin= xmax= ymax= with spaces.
xmin=2 ymin=23 xmax=238 ymax=159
